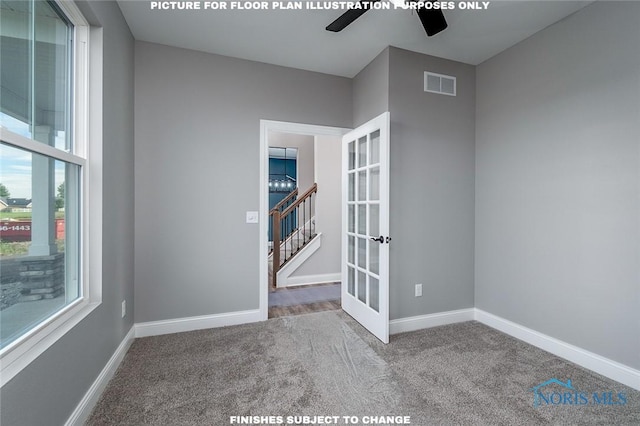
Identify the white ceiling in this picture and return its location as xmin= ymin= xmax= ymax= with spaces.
xmin=117 ymin=0 xmax=592 ymax=77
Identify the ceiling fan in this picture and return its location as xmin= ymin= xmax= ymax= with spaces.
xmin=326 ymin=0 xmax=448 ymax=37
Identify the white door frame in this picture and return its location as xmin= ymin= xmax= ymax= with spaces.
xmin=259 ymin=120 xmax=350 ymax=321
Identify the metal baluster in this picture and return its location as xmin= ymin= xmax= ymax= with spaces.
xmin=302 ymin=199 xmax=306 ymax=245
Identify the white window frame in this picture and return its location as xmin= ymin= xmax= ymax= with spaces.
xmin=0 ymin=0 xmax=102 ymax=387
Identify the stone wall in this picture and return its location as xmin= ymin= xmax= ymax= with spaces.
xmin=0 ymin=253 xmax=65 ymax=310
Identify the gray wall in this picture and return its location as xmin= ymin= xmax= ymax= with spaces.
xmin=134 ymin=42 xmax=352 ymax=323
xmin=0 ymin=1 xmax=135 ymax=425
xmin=475 ymin=1 xmax=640 ymax=369
xmin=387 ymin=47 xmax=476 ymax=320
xmin=353 ymin=47 xmax=389 ymax=127
xmin=293 ymin=134 xmax=342 ymax=279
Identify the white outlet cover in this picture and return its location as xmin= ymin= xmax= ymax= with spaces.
xmin=246 ymin=211 xmax=259 ymax=223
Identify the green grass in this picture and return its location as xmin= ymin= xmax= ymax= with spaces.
xmin=0 ymin=240 xmax=65 ymax=257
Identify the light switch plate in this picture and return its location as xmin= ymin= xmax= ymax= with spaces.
xmin=246 ymin=211 xmax=259 ymax=223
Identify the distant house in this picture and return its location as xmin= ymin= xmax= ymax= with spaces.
xmin=3 ymin=198 xmax=33 ymax=212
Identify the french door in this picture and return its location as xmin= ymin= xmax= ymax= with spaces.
xmin=341 ymin=112 xmax=390 ymax=343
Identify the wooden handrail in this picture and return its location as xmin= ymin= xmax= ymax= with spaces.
xmin=270 ymin=188 xmax=298 ymax=215
xmin=280 ymin=183 xmax=317 ymax=219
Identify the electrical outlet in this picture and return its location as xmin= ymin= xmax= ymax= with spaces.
xmin=415 ymin=284 xmax=423 ymax=297
xmin=121 ymin=300 xmax=126 ymax=318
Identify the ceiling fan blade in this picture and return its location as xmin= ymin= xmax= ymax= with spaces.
xmin=326 ymin=0 xmax=381 ymax=32
xmin=416 ymin=6 xmax=448 ymax=37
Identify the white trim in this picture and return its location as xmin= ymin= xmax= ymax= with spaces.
xmin=0 ymin=129 xmax=86 ymax=166
xmin=0 ymin=301 xmax=99 ymax=387
xmin=260 ymin=120 xmax=350 ymax=321
xmin=389 ymin=308 xmax=475 ymax=335
xmin=134 ymin=310 xmax=262 ymax=338
xmin=474 ymin=309 xmax=640 ymax=391
xmin=279 ymin=273 xmax=341 ymax=288
xmin=276 ymin=232 xmax=323 ymax=287
xmin=64 ymin=327 xmax=135 ymax=426
xmin=0 ymin=2 xmax=103 ymax=386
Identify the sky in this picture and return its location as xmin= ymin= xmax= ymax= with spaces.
xmin=1 ymin=112 xmax=67 ymax=199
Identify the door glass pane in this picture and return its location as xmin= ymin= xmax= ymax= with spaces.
xmin=348 ymin=141 xmax=356 ymax=170
xmin=358 ymin=170 xmax=366 ymax=201
xmin=348 ymin=173 xmax=355 ymax=201
xmin=358 ymin=237 xmax=366 ymax=269
xmin=369 ymin=167 xmax=379 ymax=201
xmin=370 ymin=204 xmax=379 ymax=237
xmin=348 ymin=204 xmax=355 ymax=233
xmin=369 ymin=276 xmax=379 ymax=312
xmin=370 ymin=130 xmax=380 ymax=165
xmin=358 ymin=271 xmax=367 ymax=303
xmin=348 ymin=267 xmax=355 ymax=296
xmin=358 ymin=136 xmax=367 ymax=167
xmin=369 ymin=240 xmax=379 ymax=275
xmin=357 ymin=204 xmax=366 ymax=235
xmin=348 ymin=235 xmax=354 ymax=264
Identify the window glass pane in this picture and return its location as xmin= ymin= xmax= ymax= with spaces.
xmin=369 ymin=204 xmax=379 ymax=237
xmin=357 ymin=237 xmax=366 ymax=269
xmin=348 ymin=141 xmax=355 ymax=170
xmin=357 ymin=204 xmax=366 ymax=235
xmin=369 ymin=167 xmax=379 ymax=201
xmin=348 ymin=235 xmax=354 ymax=264
xmin=0 ymin=0 xmax=72 ymax=151
xmin=34 ymin=0 xmax=71 ymax=151
xmin=348 ymin=172 xmax=355 ymax=201
xmin=357 ymin=271 xmax=367 ymax=303
xmin=369 ymin=130 xmax=380 ymax=164
xmin=358 ymin=136 xmax=367 ymax=167
xmin=0 ymin=143 xmax=80 ymax=349
xmin=348 ymin=204 xmax=354 ymax=233
xmin=358 ymin=170 xmax=366 ymax=201
xmin=347 ymin=267 xmax=355 ymax=296
xmin=369 ymin=240 xmax=379 ymax=275
xmin=369 ymin=276 xmax=379 ymax=312
xmin=1 ymin=1 xmax=33 ymax=138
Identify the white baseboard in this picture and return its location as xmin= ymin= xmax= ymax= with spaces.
xmin=281 ymin=272 xmax=341 ymax=287
xmin=474 ymin=309 xmax=640 ymax=391
xmin=389 ymin=308 xmax=475 ymax=335
xmin=65 ymin=326 xmax=135 ymax=426
xmin=134 ymin=309 xmax=262 ymax=338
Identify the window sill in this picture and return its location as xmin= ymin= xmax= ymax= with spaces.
xmin=0 ymin=299 xmax=101 ymax=387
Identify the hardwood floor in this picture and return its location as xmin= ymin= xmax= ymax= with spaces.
xmin=268 ymin=299 xmax=341 ymax=319
xmin=268 ymin=282 xmax=341 ymax=319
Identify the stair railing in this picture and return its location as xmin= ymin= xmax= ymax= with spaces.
xmin=270 ymin=183 xmax=318 ymax=287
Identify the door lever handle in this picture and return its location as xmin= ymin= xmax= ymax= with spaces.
xmin=370 ymin=236 xmax=384 ymax=243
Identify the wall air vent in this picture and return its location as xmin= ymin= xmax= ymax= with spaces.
xmin=424 ymin=71 xmax=456 ymax=96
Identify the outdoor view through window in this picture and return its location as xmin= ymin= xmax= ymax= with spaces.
xmin=1 ymin=0 xmax=81 ymax=350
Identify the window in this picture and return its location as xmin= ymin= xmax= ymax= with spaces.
xmin=0 ymin=0 xmax=100 ymax=386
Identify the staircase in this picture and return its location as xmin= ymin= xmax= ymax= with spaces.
xmin=269 ymin=183 xmax=318 ymax=287
xmin=268 ymin=227 xmax=318 ymax=286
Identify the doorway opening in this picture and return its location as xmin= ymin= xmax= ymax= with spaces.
xmin=259 ymin=121 xmax=349 ymax=321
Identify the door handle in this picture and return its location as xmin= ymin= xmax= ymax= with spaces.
xmin=370 ymin=236 xmax=384 ymax=243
